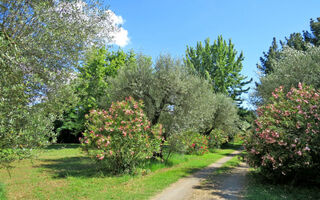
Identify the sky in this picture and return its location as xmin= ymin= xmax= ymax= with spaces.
xmin=105 ymin=0 xmax=320 ymax=108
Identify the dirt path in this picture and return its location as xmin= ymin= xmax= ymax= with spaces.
xmin=151 ymin=150 xmax=248 ymax=200
xmin=188 ymin=162 xmax=248 ymax=200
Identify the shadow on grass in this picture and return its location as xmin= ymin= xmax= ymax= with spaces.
xmin=44 ymin=144 xmax=80 ymax=150
xmin=221 ymin=142 xmax=243 ymax=150
xmin=38 ymin=156 xmax=106 ymax=178
xmin=245 ymin=171 xmax=320 ymax=200
xmin=37 ymin=155 xmax=174 ymax=179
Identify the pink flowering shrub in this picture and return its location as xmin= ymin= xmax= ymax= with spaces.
xmin=244 ymin=83 xmax=320 ymax=182
xmin=207 ymin=129 xmax=229 ymax=149
xmin=185 ymin=131 xmax=209 ymax=155
xmin=80 ymin=97 xmax=162 ymax=174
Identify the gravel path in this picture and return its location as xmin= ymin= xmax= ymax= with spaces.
xmin=151 ymin=150 xmax=247 ymax=200
xmin=188 ymin=162 xmax=248 ymax=200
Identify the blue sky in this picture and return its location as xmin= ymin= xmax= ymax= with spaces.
xmin=106 ymin=0 xmax=320 ymax=108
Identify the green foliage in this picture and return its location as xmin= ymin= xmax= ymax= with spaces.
xmin=0 ymin=32 xmax=76 ymax=168
xmin=0 ymin=0 xmax=116 ymax=167
xmin=257 ymin=17 xmax=320 ymax=77
xmin=207 ymin=129 xmax=229 ymax=149
xmin=245 ymin=84 xmax=320 ymax=183
xmin=58 ymin=48 xmax=136 ymax=137
xmin=304 ymin=17 xmax=320 ymax=46
xmin=109 ymin=54 xmax=240 ymax=140
xmin=80 ymin=97 xmax=162 ymax=174
xmin=185 ymin=36 xmax=252 ymax=104
xmin=254 ymin=46 xmax=320 ymax=105
xmin=257 ymin=37 xmax=280 ymax=75
xmin=185 ymin=131 xmax=209 ymax=155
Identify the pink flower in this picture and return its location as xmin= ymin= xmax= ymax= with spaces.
xmin=304 ymin=146 xmax=310 ymax=151
xmin=272 ymin=92 xmax=278 ymax=99
xmin=298 ymin=82 xmax=303 ymax=90
xmin=109 ymin=150 xmax=113 ymax=155
xmin=297 ymin=151 xmax=302 ymax=156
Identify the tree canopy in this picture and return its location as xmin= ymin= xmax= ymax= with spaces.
xmin=185 ymin=36 xmax=251 ymax=104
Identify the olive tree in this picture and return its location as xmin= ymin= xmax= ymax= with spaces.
xmin=0 ymin=0 xmax=122 ymax=168
xmin=108 ymin=55 xmax=239 ymax=137
xmin=254 ymin=45 xmax=320 ymax=105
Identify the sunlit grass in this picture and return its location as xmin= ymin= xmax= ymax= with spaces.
xmin=0 ymin=183 xmax=6 ymax=200
xmin=0 ymin=144 xmax=237 ymax=200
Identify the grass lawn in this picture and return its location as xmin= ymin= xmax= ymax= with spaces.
xmin=245 ymin=171 xmax=320 ymax=200
xmin=0 ymin=182 xmax=6 ymax=200
xmin=0 ymin=144 xmax=237 ymax=200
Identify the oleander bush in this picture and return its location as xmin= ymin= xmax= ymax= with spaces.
xmin=80 ymin=97 xmax=162 ymax=174
xmin=185 ymin=131 xmax=209 ymax=155
xmin=244 ymin=83 xmax=320 ymax=183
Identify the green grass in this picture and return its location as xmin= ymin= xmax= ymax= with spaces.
xmin=0 ymin=183 xmax=6 ymax=200
xmin=245 ymin=170 xmax=320 ymax=200
xmin=0 ymin=144 xmax=237 ymax=200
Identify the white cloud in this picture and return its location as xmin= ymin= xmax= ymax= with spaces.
xmin=107 ymin=10 xmax=130 ymax=47
xmin=111 ymin=27 xmax=130 ymax=47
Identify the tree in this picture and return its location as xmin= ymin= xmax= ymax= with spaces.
xmin=257 ymin=37 xmax=279 ymax=76
xmin=108 ymin=54 xmax=240 ymax=158
xmin=0 ymin=0 xmax=121 ymax=167
xmin=255 ymin=46 xmax=320 ymax=105
xmin=57 ymin=48 xmax=136 ymax=140
xmin=185 ymin=36 xmax=252 ymax=104
xmin=258 ymin=17 xmax=320 ymax=76
xmin=108 ymin=54 xmax=239 ymax=138
xmin=304 ymin=17 xmax=320 ymax=46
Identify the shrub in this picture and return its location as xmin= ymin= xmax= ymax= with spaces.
xmin=184 ymin=131 xmax=209 ymax=155
xmin=80 ymin=97 xmax=162 ymax=174
xmin=244 ymin=83 xmax=320 ymax=182
xmin=208 ymin=129 xmax=229 ymax=149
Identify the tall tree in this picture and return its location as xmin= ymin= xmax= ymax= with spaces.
xmin=258 ymin=17 xmax=320 ymax=76
xmin=0 ymin=0 xmax=121 ymax=167
xmin=57 ymin=48 xmax=136 ymax=140
xmin=257 ymin=37 xmax=279 ymax=76
xmin=304 ymin=17 xmax=320 ymax=46
xmin=185 ymin=36 xmax=252 ymax=104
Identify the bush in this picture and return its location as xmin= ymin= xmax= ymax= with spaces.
xmin=185 ymin=131 xmax=209 ymax=155
xmin=80 ymin=97 xmax=162 ymax=174
xmin=244 ymin=83 xmax=320 ymax=182
xmin=208 ymin=129 xmax=229 ymax=149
